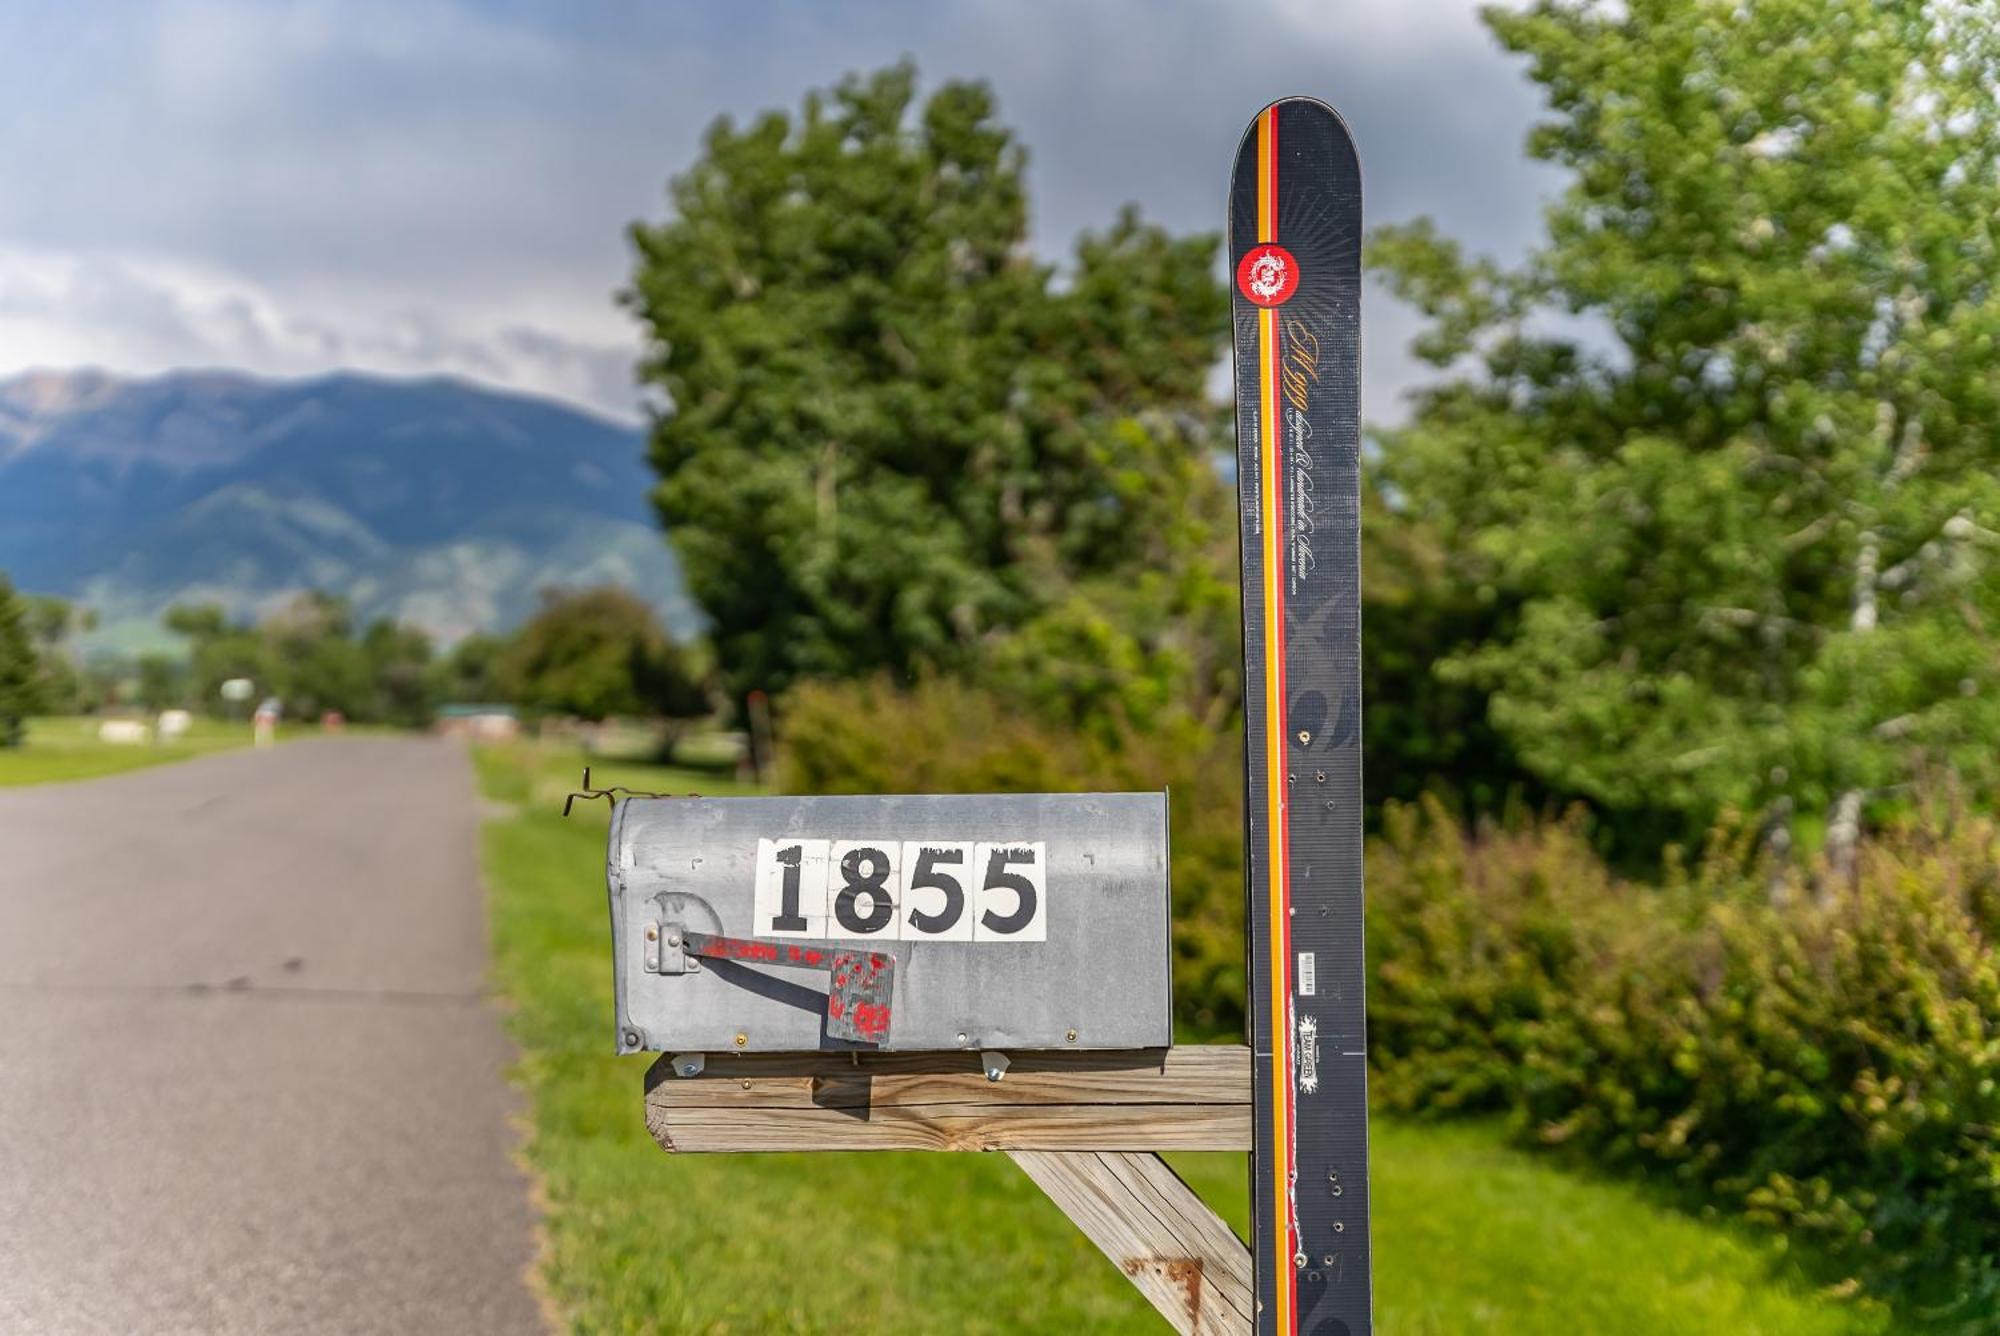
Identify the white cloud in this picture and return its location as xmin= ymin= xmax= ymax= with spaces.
xmin=0 ymin=242 xmax=635 ymax=418
xmin=0 ymin=0 xmax=1560 ymax=421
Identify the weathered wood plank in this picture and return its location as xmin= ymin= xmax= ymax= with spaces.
xmin=644 ymin=1045 xmax=1253 ymax=1154
xmin=1097 ymin=1150 xmax=1255 ymax=1300
xmin=649 ymin=1101 xmax=1249 ymax=1153
xmin=1010 ymin=1151 xmax=1253 ymax=1335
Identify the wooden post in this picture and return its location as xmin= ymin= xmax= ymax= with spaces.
xmin=644 ymin=1045 xmax=1254 ymax=1333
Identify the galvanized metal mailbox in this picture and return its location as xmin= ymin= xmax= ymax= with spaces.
xmin=607 ymin=792 xmax=1172 ymax=1054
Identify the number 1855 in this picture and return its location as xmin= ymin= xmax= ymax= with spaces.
xmin=751 ymin=838 xmax=1047 ymax=943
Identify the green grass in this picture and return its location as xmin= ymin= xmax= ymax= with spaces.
xmin=0 ymin=714 xmax=274 ymax=786
xmin=476 ymin=740 xmax=1896 ymax=1334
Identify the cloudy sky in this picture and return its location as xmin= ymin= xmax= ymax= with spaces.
xmin=0 ymin=0 xmax=1563 ymax=423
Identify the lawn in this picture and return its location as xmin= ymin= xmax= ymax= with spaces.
xmin=0 ymin=714 xmax=271 ymax=786
xmin=475 ymin=739 xmax=1895 ymax=1334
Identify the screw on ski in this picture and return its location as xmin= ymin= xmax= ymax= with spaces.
xmin=1228 ymin=97 xmax=1371 ymax=1336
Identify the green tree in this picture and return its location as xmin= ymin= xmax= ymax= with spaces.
xmin=359 ymin=619 xmax=435 ymax=728
xmin=432 ymin=632 xmax=508 ymax=705
xmin=166 ymin=602 xmax=272 ymax=712
xmin=135 ymin=653 xmax=186 ymax=713
xmin=627 ymin=63 xmax=1226 ymax=705
xmin=163 ymin=596 xmax=440 ymax=727
xmin=19 ymin=593 xmax=94 ymax=715
xmin=0 ymin=577 xmax=39 ymax=745
xmin=1371 ymin=0 xmax=2000 ymax=845
xmin=499 ymin=586 xmax=702 ymax=723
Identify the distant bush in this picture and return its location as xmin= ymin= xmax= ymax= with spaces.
xmin=1369 ymin=795 xmax=2000 ymax=1322
xmin=779 ymin=676 xmax=1248 ymax=1036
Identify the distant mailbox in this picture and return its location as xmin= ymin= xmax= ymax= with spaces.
xmin=607 ymin=792 xmax=1172 ymax=1054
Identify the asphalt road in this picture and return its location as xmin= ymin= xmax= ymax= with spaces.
xmin=0 ymin=736 xmax=544 ymax=1334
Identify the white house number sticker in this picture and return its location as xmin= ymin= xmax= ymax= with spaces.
xmin=753 ymin=838 xmax=1046 ymax=942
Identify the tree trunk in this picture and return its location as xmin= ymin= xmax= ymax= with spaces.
xmin=1822 ymin=787 xmax=1863 ymax=902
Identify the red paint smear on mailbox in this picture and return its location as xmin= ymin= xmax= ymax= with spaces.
xmin=848 ymin=1001 xmax=891 ymax=1041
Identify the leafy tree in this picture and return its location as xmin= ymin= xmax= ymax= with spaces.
xmin=432 ymin=632 xmax=508 ymax=704
xmin=164 ymin=603 xmax=229 ymax=642
xmin=627 ymin=63 xmax=1226 ymax=704
xmin=1371 ymin=0 xmax=2000 ymax=844
xmin=166 ymin=601 xmax=272 ymax=711
xmin=359 ymin=619 xmax=434 ymax=728
xmin=1358 ymin=491 xmax=1544 ymax=816
xmin=0 ymin=577 xmax=39 ymax=746
xmin=17 ymin=593 xmax=94 ymax=715
xmin=23 ymin=594 xmax=93 ymax=647
xmin=135 ymin=653 xmax=186 ymax=713
xmin=162 ymin=595 xmax=440 ymax=726
xmin=262 ymin=593 xmax=369 ymax=719
xmin=499 ymin=586 xmax=703 ymax=723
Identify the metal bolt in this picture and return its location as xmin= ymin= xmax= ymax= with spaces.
xmin=1065 ymin=1029 xmax=1079 ymax=1044
xmin=1315 ymin=770 xmax=1326 ymax=783
xmin=644 ymin=926 xmax=658 ymax=941
xmin=1294 ymin=1251 xmax=1308 ymax=1269
xmin=734 ymin=1032 xmax=747 ymax=1048
xmin=741 ymin=1080 xmax=751 ymax=1090
xmin=957 ymin=1032 xmax=968 ymax=1045
xmin=1323 ymin=1255 xmax=1335 ymax=1266
xmin=667 ymin=933 xmax=681 ymax=947
xmin=622 ymin=1030 xmax=640 ymax=1048
xmin=1331 ymin=1184 xmax=1343 ymax=1196
xmin=1333 ymin=1221 xmax=1345 ymax=1233
xmin=1297 ymin=729 xmax=1311 ymax=745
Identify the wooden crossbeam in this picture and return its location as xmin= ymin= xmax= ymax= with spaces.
xmin=644 ymin=1046 xmax=1252 ymax=1154
xmin=642 ymin=1045 xmax=1255 ymax=1332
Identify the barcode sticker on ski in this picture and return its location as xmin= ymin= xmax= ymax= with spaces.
xmin=1298 ymin=951 xmax=1316 ymax=997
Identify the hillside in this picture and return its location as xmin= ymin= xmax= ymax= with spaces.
xmin=0 ymin=368 xmax=695 ymax=649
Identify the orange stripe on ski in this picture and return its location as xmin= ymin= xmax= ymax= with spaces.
xmin=1255 ymin=101 xmax=1297 ymax=1331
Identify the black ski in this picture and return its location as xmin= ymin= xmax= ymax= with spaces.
xmin=1227 ymin=98 xmax=1371 ymax=1336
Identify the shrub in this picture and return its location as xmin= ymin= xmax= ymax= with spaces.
xmin=1369 ymin=796 xmax=2000 ymax=1322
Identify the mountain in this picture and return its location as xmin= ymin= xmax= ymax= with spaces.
xmin=0 ymin=368 xmax=696 ymax=651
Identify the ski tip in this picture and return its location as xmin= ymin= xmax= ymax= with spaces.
xmin=1231 ymin=96 xmax=1362 ymax=169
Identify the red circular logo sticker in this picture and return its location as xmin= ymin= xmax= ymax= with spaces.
xmin=1236 ymin=243 xmax=1299 ymax=306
